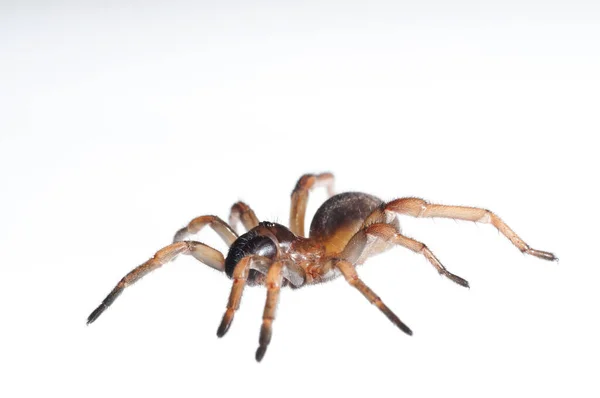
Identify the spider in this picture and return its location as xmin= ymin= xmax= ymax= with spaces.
xmin=87 ymin=172 xmax=556 ymax=362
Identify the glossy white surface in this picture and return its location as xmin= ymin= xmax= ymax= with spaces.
xmin=0 ymin=2 xmax=597 ymax=397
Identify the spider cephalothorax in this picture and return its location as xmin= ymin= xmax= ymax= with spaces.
xmin=87 ymin=172 xmax=556 ymax=362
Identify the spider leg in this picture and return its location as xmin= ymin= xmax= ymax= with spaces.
xmin=384 ymin=198 xmax=557 ymax=261
xmin=216 ymin=256 xmax=271 ymax=337
xmin=289 ymin=172 xmax=335 ymax=236
xmin=229 ymin=201 xmax=260 ymax=234
xmin=343 ymin=223 xmax=469 ymax=287
xmin=173 ymin=215 xmax=238 ymax=246
xmin=255 ymin=260 xmax=286 ymax=362
xmin=87 ymin=241 xmax=224 ymax=325
xmin=333 ymin=259 xmax=412 ymax=336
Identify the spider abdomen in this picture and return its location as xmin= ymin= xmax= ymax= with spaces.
xmin=309 ymin=192 xmax=384 ymax=253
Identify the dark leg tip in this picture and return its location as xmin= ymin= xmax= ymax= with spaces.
xmin=400 ymin=323 xmax=413 ymax=336
xmin=452 ymin=274 xmax=470 ymax=289
xmin=87 ymin=304 xmax=107 ymax=325
xmin=255 ymin=345 xmax=267 ymax=362
xmin=217 ymin=310 xmax=234 ymax=338
xmin=216 ymin=321 xmax=230 ymax=338
xmin=442 ymin=270 xmax=470 ymax=289
xmin=526 ymin=248 xmax=558 ymax=262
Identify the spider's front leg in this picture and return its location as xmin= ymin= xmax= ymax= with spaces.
xmin=289 ymin=172 xmax=335 ymax=236
xmin=229 ymin=201 xmax=260 ymax=234
xmin=218 ymin=257 xmax=303 ymax=362
xmin=255 ymin=260 xmax=287 ymax=362
xmin=87 ymin=241 xmax=225 ymax=324
xmin=216 ymin=255 xmax=271 ymax=337
xmin=173 ymin=215 xmax=238 ymax=245
xmin=383 ymin=198 xmax=557 ymax=261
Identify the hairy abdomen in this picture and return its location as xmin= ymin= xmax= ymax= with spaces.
xmin=309 ymin=192 xmax=384 ymax=254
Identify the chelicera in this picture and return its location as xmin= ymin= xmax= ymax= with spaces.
xmin=87 ymin=172 xmax=556 ymax=361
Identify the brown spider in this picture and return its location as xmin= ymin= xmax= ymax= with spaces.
xmin=87 ymin=172 xmax=556 ymax=361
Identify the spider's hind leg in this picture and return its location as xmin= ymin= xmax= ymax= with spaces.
xmin=343 ymin=223 xmax=469 ymax=288
xmin=383 ymin=197 xmax=557 ymax=261
xmin=332 ymin=259 xmax=413 ymax=336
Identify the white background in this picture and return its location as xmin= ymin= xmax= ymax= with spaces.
xmin=1 ymin=1 xmax=598 ymax=397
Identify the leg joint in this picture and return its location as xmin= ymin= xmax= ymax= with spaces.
xmin=387 ymin=197 xmax=428 ymax=217
xmin=478 ymin=209 xmax=493 ymax=223
xmin=364 ymin=223 xmax=397 ymax=240
xmin=293 ymin=174 xmax=316 ymax=193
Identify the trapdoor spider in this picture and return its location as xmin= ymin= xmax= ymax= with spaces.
xmin=87 ymin=172 xmax=556 ymax=361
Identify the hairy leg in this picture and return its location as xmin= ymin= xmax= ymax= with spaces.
xmin=229 ymin=201 xmax=260 ymax=234
xmin=383 ymin=197 xmax=556 ymax=261
xmin=255 ymin=261 xmax=286 ymax=362
xmin=333 ymin=259 xmax=412 ymax=335
xmin=87 ymin=241 xmax=224 ymax=324
xmin=289 ymin=172 xmax=335 ymax=236
xmin=343 ymin=223 xmax=468 ymax=287
xmin=173 ymin=215 xmax=238 ymax=246
xmin=217 ymin=256 xmax=271 ymax=337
